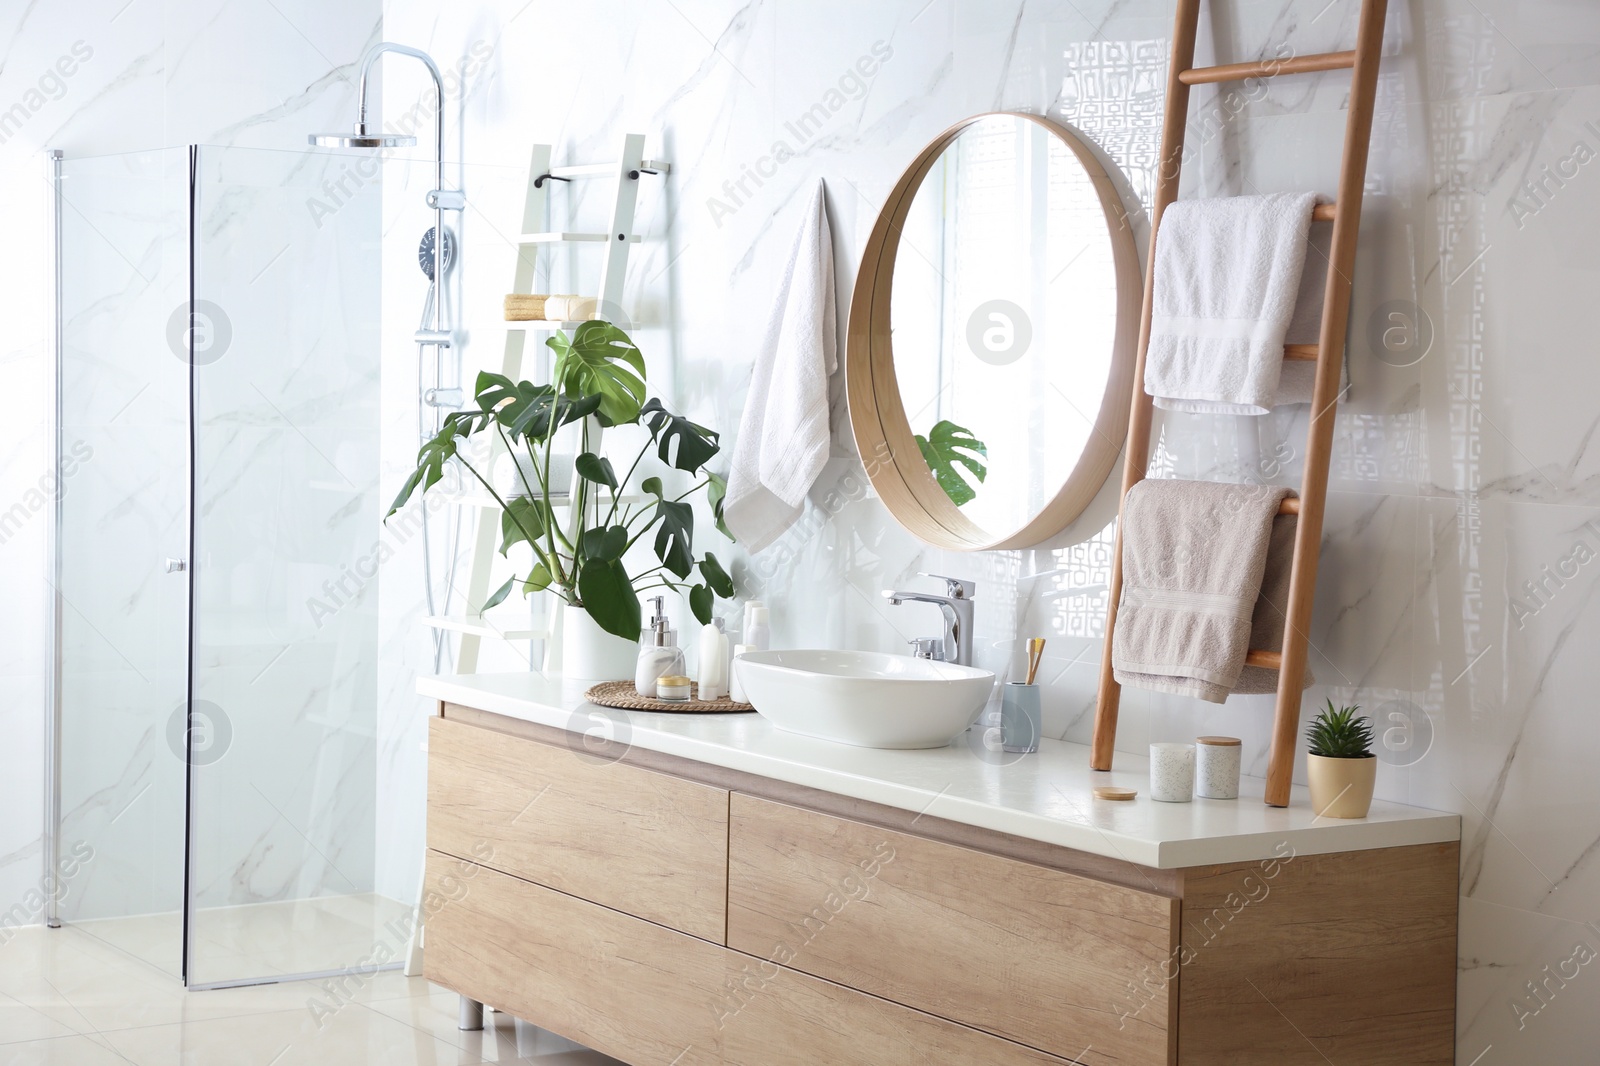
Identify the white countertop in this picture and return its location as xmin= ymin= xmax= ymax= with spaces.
xmin=419 ymin=672 xmax=1460 ymax=870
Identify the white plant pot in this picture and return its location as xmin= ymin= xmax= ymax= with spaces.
xmin=494 ymin=450 xmax=573 ymax=498
xmin=560 ymin=601 xmax=637 ymax=681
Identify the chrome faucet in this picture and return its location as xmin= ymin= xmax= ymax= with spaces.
xmin=883 ymin=574 xmax=976 ymax=667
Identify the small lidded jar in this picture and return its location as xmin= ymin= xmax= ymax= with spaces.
xmin=1195 ymin=736 xmax=1242 ymax=799
xmin=655 ymin=675 xmax=692 ymax=703
xmin=1149 ymin=743 xmax=1196 ymax=803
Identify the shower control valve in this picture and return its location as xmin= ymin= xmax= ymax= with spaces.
xmin=424 ymin=387 xmax=464 ymax=409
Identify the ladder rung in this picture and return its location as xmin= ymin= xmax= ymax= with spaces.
xmin=548 ymin=159 xmax=671 ymax=179
xmin=519 ymin=232 xmax=642 ymax=244
xmin=1278 ymin=498 xmax=1300 ymax=515
xmin=1284 ymin=343 xmax=1319 ymax=361
xmin=1179 ymin=50 xmax=1356 ymax=85
xmin=1311 ymin=203 xmax=1337 ymax=221
xmin=1244 ymin=649 xmax=1283 ymax=669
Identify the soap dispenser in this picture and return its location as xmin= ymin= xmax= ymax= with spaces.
xmin=635 ymin=597 xmax=685 ymax=698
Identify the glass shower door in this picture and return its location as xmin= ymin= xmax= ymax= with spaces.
xmin=184 ymin=143 xmax=394 ymax=987
xmin=55 ymin=148 xmax=192 ymax=978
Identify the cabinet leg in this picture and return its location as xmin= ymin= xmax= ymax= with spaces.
xmin=458 ymin=996 xmax=483 ymax=1031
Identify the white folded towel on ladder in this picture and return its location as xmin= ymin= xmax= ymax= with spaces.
xmin=1144 ymin=192 xmax=1320 ymax=415
xmin=724 ymin=179 xmax=837 ymax=553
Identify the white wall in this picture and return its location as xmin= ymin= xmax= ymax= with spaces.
xmin=0 ymin=0 xmax=379 ymax=927
xmin=375 ymin=0 xmax=1600 ymax=1059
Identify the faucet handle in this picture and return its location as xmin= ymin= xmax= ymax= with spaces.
xmin=918 ymin=573 xmax=975 ymax=599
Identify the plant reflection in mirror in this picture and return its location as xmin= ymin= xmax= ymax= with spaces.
xmin=914 ymin=419 xmax=987 ymax=506
xmin=387 ymin=321 xmax=736 ymax=640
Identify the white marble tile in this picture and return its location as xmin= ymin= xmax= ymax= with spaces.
xmin=1410 ymin=497 xmax=1600 ymax=922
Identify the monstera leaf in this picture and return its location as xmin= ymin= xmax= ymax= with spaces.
xmin=577 ymin=557 xmax=641 ymax=640
xmin=914 ymin=420 xmax=988 ymax=507
xmin=641 ymin=398 xmax=719 ymax=474
xmin=548 ymin=321 xmax=647 ymax=426
xmin=387 ymin=409 xmax=488 ymax=517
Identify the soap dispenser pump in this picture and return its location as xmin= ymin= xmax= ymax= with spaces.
xmin=634 ymin=596 xmax=684 ymax=698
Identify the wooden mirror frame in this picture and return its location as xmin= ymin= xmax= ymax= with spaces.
xmin=846 ymin=112 xmax=1142 ymax=551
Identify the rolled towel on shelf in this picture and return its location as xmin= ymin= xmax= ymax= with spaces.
xmin=502 ymin=294 xmax=601 ymax=322
xmin=503 ymin=294 xmax=549 ymax=320
xmin=544 ymin=295 xmax=599 ymax=323
xmin=1144 ymin=192 xmax=1320 ymax=414
xmin=1111 ymin=478 xmax=1310 ymax=703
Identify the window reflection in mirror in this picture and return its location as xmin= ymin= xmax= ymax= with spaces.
xmin=890 ymin=114 xmax=1120 ymax=538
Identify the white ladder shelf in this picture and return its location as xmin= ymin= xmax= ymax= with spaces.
xmin=421 ymin=133 xmax=668 ymax=672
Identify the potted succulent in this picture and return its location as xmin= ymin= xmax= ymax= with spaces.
xmin=388 ymin=321 xmax=736 ymax=679
xmin=1304 ymin=700 xmax=1377 ymax=818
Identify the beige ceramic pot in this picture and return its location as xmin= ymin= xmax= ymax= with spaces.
xmin=1306 ymin=754 xmax=1377 ymax=818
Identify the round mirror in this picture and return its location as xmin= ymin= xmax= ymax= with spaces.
xmin=847 ymin=113 xmax=1140 ymax=550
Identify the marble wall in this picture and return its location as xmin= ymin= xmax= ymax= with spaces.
xmin=374 ymin=0 xmax=1600 ymax=1059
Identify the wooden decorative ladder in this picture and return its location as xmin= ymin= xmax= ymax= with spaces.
xmin=1090 ymin=0 xmax=1389 ymax=808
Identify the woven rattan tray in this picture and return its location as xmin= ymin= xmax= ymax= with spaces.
xmin=584 ymin=679 xmax=754 ymax=714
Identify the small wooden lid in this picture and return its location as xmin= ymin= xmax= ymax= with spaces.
xmin=1093 ymin=786 xmax=1137 ymax=801
xmin=1196 ymin=735 xmax=1241 ymax=746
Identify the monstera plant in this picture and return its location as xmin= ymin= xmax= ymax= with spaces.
xmin=388 ymin=321 xmax=735 ymax=641
xmin=916 ymin=419 xmax=988 ymax=507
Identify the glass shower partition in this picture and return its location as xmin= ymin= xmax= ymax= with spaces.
xmin=56 ymin=147 xmax=192 ymax=978
xmin=56 ymin=143 xmax=398 ymax=988
xmin=185 ymin=143 xmax=392 ymax=987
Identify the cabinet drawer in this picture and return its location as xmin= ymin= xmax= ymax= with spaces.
xmin=423 ymin=853 xmax=1081 ymax=1066
xmin=727 ymin=794 xmax=1177 ymax=1066
xmin=428 ymin=714 xmax=729 ymax=942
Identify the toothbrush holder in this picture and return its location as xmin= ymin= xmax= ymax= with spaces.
xmin=1001 ymin=683 xmax=1041 ymax=754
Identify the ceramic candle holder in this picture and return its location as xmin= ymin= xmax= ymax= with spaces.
xmin=1196 ymin=736 xmax=1242 ymax=799
xmin=1149 ymin=743 xmax=1196 ymax=803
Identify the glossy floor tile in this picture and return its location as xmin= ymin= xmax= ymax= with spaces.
xmin=0 ymin=922 xmax=622 ymax=1065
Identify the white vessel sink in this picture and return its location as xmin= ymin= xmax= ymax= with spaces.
xmin=734 ymin=649 xmax=995 ymax=750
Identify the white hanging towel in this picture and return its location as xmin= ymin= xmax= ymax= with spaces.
xmin=724 ymin=180 xmax=837 ymax=553
xmin=1144 ymin=192 xmax=1320 ymax=415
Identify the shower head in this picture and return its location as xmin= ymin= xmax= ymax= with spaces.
xmin=308 ymin=123 xmax=416 ymax=149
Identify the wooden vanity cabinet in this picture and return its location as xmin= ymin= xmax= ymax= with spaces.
xmin=424 ymin=703 xmax=1457 ymax=1066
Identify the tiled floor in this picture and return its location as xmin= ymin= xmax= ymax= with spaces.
xmin=0 ymin=924 xmax=623 ymax=1065
xmin=65 ymin=894 xmax=417 ymax=985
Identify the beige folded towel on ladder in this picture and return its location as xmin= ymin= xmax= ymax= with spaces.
xmin=1112 ymin=479 xmax=1312 ymax=703
xmin=1232 ymin=510 xmax=1314 ymax=695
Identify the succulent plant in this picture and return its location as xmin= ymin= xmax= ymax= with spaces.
xmin=1305 ymin=700 xmax=1375 ymax=759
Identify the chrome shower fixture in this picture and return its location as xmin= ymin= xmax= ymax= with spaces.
xmin=308 ymin=41 xmax=464 ymax=347
xmin=310 ymin=42 xmax=469 ymax=675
